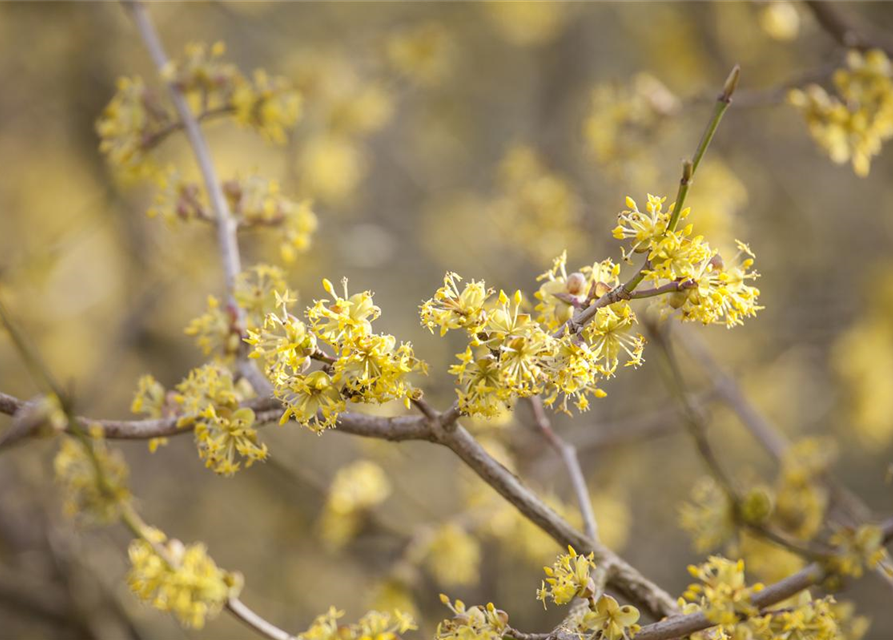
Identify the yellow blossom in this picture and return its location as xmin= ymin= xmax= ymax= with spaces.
xmin=127 ymin=533 xmax=242 ymax=629
xmin=54 ymin=429 xmax=131 ymax=523
xmin=536 ymin=546 xmax=596 ymax=607
xmin=423 ymin=523 xmax=481 ymax=587
xmin=579 ymin=594 xmax=641 ymax=640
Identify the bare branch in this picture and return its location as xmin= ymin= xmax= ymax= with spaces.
xmin=227 ymin=598 xmax=295 ymax=640
xmin=527 ymin=396 xmax=599 ymax=542
xmin=805 ymin=1 xmax=893 ymax=57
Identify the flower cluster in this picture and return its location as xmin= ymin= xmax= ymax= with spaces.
xmin=163 ymin=42 xmax=301 ymax=143
xmin=681 ymin=557 xmax=761 ymax=627
xmin=127 ymin=530 xmax=243 ymax=629
xmin=617 ymin=194 xmax=761 ymax=328
xmin=584 ymin=74 xmax=679 ymax=171
xmin=298 ymin=607 xmax=416 ymax=640
xmin=436 ymin=596 xmax=509 ymax=640
xmin=577 ymin=595 xmax=641 ymax=640
xmin=250 ymin=279 xmax=426 ymax=432
xmin=679 ymin=476 xmax=737 ymax=553
xmin=223 ymin=174 xmax=318 ymax=262
xmin=536 ymin=546 xmax=596 ymax=607
xmin=132 ymin=365 xmax=266 ymax=476
xmin=490 ymin=145 xmax=584 ymax=262
xmin=422 ymin=261 xmax=641 ymax=416
xmin=422 ymin=523 xmax=482 ymax=588
xmin=98 ymin=43 xmax=312 ymax=259
xmin=98 ymin=43 xmax=301 ymax=177
xmin=96 ymin=77 xmax=172 ymax=179
xmin=318 ymin=460 xmax=391 ymax=549
xmin=789 ymin=49 xmax=893 ymax=176
xmin=774 ymin=437 xmax=834 ymax=540
xmin=289 ymin=50 xmax=394 ymax=205
xmin=231 ymin=68 xmax=302 ymax=144
xmin=54 ymin=427 xmax=132 ymax=523
xmin=826 ymin=524 xmax=888 ymax=579
xmin=184 ymin=264 xmax=290 ymax=361
xmin=748 ymin=592 xmax=842 ymax=640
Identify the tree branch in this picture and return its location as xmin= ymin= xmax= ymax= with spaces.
xmin=805 ymin=1 xmax=893 ymax=57
xmin=126 ymin=1 xmax=247 ymax=342
xmin=527 ymin=396 xmax=599 ymax=542
xmin=636 ymin=517 xmax=893 ymax=640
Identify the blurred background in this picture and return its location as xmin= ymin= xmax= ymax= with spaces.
xmin=1 ymin=1 xmax=893 ymax=638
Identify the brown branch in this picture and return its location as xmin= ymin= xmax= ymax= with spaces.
xmin=126 ymin=0 xmax=254 ymax=374
xmin=427 ymin=418 xmax=679 ymax=619
xmin=0 ymin=390 xmax=678 ymax=619
xmin=0 ymin=393 xmax=434 ymax=446
xmin=805 ymin=1 xmax=893 ymax=56
xmin=527 ymin=396 xmax=599 ymax=542
xmin=227 ymin=598 xmax=295 ymax=640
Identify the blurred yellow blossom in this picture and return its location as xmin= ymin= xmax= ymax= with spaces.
xmin=128 ymin=532 xmax=242 ymax=629
xmin=789 ymin=49 xmax=893 ymax=176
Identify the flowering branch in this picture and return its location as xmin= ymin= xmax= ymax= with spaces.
xmin=0 ymin=388 xmax=678 ymax=619
xmin=126 ymin=1 xmax=247 ymax=342
xmin=559 ymin=66 xmax=739 ymax=339
xmin=636 ymin=517 xmax=893 ymax=640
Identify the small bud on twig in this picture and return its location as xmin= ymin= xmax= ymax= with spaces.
xmin=720 ymin=64 xmax=741 ymax=103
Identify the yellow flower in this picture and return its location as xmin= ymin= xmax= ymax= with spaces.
xmin=789 ymin=49 xmax=893 ymax=176
xmin=679 ymin=476 xmax=736 ymax=553
xmin=232 ymin=69 xmax=302 ymax=144
xmin=579 ymin=594 xmax=641 ymax=640
xmin=223 ymin=175 xmax=317 ymax=261
xmin=96 ymin=76 xmax=170 ymax=179
xmin=420 ymin=272 xmax=493 ymax=336
xmin=423 ymin=524 xmax=481 ymax=587
xmin=298 ymin=607 xmax=416 ymax=640
xmin=536 ymin=546 xmax=596 ymax=607
xmin=683 ymin=557 xmax=761 ymax=626
xmin=127 ymin=533 xmax=242 ymax=629
xmin=309 ymin=278 xmax=381 ymax=344
xmin=584 ymin=302 xmax=645 ymax=374
xmin=827 ymin=524 xmax=888 ymax=578
xmin=194 ymin=406 xmax=267 ymax=476
xmin=335 ymin=332 xmax=425 ymax=406
xmin=277 ymin=370 xmax=346 ymax=432
xmin=436 ymin=596 xmax=508 ymax=640
xmin=319 ymin=460 xmax=391 ymax=548
xmin=613 ymin=194 xmax=673 ymax=258
xmin=246 ymin=297 xmax=317 ymax=380
xmin=54 ymin=430 xmax=131 ymax=523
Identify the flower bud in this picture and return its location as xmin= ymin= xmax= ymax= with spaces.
xmin=566 ymin=272 xmax=586 ymax=295
xmin=739 ymin=487 xmax=773 ymax=525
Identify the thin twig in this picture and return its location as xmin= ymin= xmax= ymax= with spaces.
xmin=227 ymin=598 xmax=295 ymax=640
xmin=527 ymin=396 xmax=599 ymax=542
xmin=558 ymin=66 xmax=739 ymax=339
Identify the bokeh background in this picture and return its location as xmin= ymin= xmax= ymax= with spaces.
xmin=1 ymin=1 xmax=893 ymax=638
